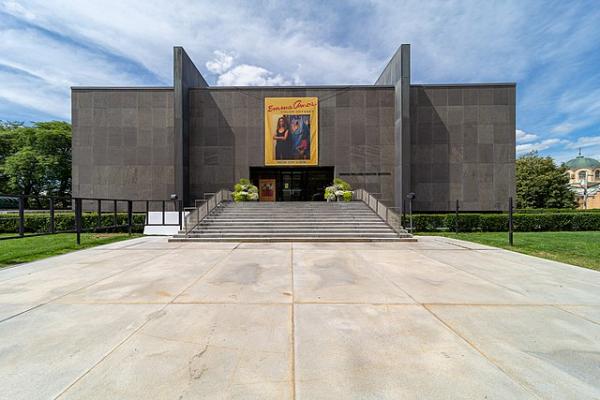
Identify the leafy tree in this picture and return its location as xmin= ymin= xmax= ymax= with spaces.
xmin=0 ymin=121 xmax=72 ymax=203
xmin=516 ymin=151 xmax=575 ymax=209
xmin=2 ymin=146 xmax=45 ymax=197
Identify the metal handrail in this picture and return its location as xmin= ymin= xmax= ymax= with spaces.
xmin=353 ymin=188 xmax=409 ymax=235
xmin=184 ymin=189 xmax=231 ymax=235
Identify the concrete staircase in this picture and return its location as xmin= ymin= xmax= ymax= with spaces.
xmin=170 ymin=201 xmax=414 ymax=242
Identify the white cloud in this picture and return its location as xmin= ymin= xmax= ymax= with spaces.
xmin=565 ymin=136 xmax=600 ymax=149
xmin=516 ymin=138 xmax=565 ymax=154
xmin=217 ymin=64 xmax=298 ymax=86
xmin=205 ymin=50 xmax=234 ymax=74
xmin=207 ymin=49 xmax=303 ymax=86
xmin=515 ymin=129 xmax=537 ymax=143
xmin=551 ymin=123 xmax=577 ymax=135
xmin=3 ymin=0 xmax=35 ymax=20
xmin=0 ymin=0 xmax=598 ymax=162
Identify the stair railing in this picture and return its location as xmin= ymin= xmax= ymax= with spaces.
xmin=353 ymin=189 xmax=409 ymax=235
xmin=183 ymin=189 xmax=232 ymax=236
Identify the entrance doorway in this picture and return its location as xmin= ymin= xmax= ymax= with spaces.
xmin=250 ymin=167 xmax=334 ymax=201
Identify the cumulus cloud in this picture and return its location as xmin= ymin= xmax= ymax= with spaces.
xmin=205 ymin=50 xmax=234 ymax=74
xmin=516 ymin=138 xmax=566 ymax=154
xmin=206 ymin=49 xmax=303 ymax=86
xmin=515 ymin=129 xmax=537 ymax=143
xmin=217 ymin=64 xmax=299 ymax=86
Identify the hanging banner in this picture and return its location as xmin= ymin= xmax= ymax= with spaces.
xmin=264 ymin=97 xmax=318 ymax=166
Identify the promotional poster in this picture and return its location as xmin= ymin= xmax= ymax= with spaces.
xmin=264 ymin=97 xmax=318 ymax=166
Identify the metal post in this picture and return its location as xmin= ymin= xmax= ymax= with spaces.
xmin=97 ymin=199 xmax=102 ymax=231
xmin=146 ymin=200 xmax=149 ymax=225
xmin=18 ymin=195 xmax=25 ymax=237
xmin=408 ymin=198 xmax=413 ymax=233
xmin=127 ymin=200 xmax=133 ymax=236
xmin=162 ymin=201 xmax=165 ymax=225
xmin=455 ymin=199 xmax=459 ymax=234
xmin=508 ymin=196 xmax=514 ymax=246
xmin=49 ymin=197 xmax=55 ymax=234
xmin=75 ymin=198 xmax=82 ymax=245
xmin=178 ymin=200 xmax=183 ymax=229
xmin=113 ymin=200 xmax=117 ymax=227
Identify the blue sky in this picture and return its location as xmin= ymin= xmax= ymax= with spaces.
xmin=1 ymin=0 xmax=599 ymax=163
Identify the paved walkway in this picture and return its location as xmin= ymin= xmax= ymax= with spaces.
xmin=0 ymin=236 xmax=599 ymax=399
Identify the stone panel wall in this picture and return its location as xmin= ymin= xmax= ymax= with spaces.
xmin=71 ymin=88 xmax=175 ymax=202
xmin=189 ymin=87 xmax=396 ymax=204
xmin=409 ymin=84 xmax=516 ymax=211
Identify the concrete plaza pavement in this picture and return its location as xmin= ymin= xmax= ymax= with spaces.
xmin=0 ymin=236 xmax=599 ymax=399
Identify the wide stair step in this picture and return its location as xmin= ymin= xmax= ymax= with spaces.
xmin=170 ymin=201 xmax=414 ymax=242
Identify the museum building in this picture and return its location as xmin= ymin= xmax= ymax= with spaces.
xmin=71 ymin=45 xmax=516 ymax=211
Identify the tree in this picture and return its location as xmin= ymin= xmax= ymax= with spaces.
xmin=0 ymin=121 xmax=72 ymax=201
xmin=516 ymin=151 xmax=575 ymax=209
xmin=2 ymin=146 xmax=45 ymax=197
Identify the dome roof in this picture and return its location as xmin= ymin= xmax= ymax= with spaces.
xmin=565 ymin=155 xmax=600 ymax=170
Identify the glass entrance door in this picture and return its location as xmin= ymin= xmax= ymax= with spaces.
xmin=281 ymin=170 xmax=303 ymax=201
xmin=250 ymin=167 xmax=334 ymax=201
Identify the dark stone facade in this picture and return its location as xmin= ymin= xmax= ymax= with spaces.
xmin=189 ymin=87 xmax=397 ymax=204
xmin=410 ymin=84 xmax=516 ymax=211
xmin=71 ymin=45 xmax=516 ymax=212
xmin=71 ymin=89 xmax=175 ymax=201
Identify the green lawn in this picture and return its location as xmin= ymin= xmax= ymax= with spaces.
xmin=422 ymin=231 xmax=600 ymax=271
xmin=0 ymin=233 xmax=140 ymax=268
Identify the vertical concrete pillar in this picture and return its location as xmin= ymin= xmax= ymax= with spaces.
xmin=375 ymin=44 xmax=411 ymax=208
xmin=173 ymin=47 xmax=208 ymax=206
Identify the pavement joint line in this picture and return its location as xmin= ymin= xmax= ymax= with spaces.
xmin=423 ymin=254 xmax=527 ymax=297
xmin=290 ymin=241 xmax=296 ymax=400
xmin=416 ymin=248 xmax=532 ymax=298
xmin=6 ymin=301 xmax=595 ymax=306
xmin=354 ymin=249 xmax=420 ymax=305
xmin=0 ymin=303 xmax=45 ymax=324
xmin=53 ymin=242 xmax=239 ymax=400
xmin=0 ymin=245 xmax=167 ymax=285
xmin=422 ymin=304 xmax=544 ymax=400
xmin=552 ymin=305 xmax=600 ymax=326
xmin=169 ymin=242 xmax=241 ymax=305
xmin=0 ymin=251 xmax=167 ymax=324
xmin=475 ymin=246 xmax=588 ymax=270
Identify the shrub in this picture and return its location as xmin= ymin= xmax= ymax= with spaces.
xmin=0 ymin=212 xmax=145 ymax=234
xmin=410 ymin=212 xmax=600 ymax=232
xmin=325 ymin=178 xmax=353 ymax=202
xmin=232 ymin=178 xmax=258 ymax=202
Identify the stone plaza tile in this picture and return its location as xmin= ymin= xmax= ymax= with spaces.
xmin=57 ymin=304 xmax=292 ymax=400
xmin=295 ymin=304 xmax=533 ymax=399
xmin=0 ymin=303 xmax=162 ymax=400
xmin=293 ymin=249 xmax=414 ymax=304
xmin=557 ymin=305 xmax=600 ymax=325
xmin=427 ymin=305 xmax=600 ymax=399
xmin=0 ymin=236 xmax=598 ymax=399
xmin=58 ymin=250 xmax=228 ymax=304
xmin=176 ymin=249 xmax=292 ymax=304
xmin=357 ymin=249 xmax=531 ymax=304
xmin=423 ymin=249 xmax=600 ymax=304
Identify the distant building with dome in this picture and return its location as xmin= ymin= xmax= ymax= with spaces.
xmin=565 ymin=150 xmax=600 ymax=209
